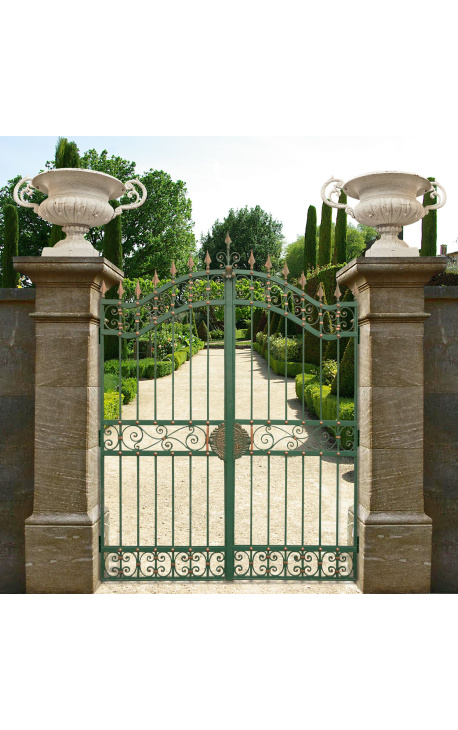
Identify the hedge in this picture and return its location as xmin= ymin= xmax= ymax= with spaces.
xmin=253 ymin=341 xmax=317 ymax=378
xmin=104 ymin=341 xmax=204 ymax=380
xmin=104 ymin=392 xmax=120 ymax=420
xmin=295 ymin=373 xmax=354 ymax=423
xmin=330 ymin=337 xmax=355 ymax=397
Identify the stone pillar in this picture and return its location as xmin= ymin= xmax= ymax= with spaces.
xmin=13 ymin=257 xmax=122 ymax=593
xmin=337 ymin=257 xmax=446 ymax=593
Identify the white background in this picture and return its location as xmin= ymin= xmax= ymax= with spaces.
xmin=1 ymin=1 xmax=457 ymax=728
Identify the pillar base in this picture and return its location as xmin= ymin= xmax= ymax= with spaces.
xmin=352 ymin=508 xmax=432 ymax=593
xmin=25 ymin=511 xmax=100 ymax=594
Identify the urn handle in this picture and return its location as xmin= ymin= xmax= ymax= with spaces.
xmin=13 ymin=176 xmax=40 ymax=214
xmin=320 ymin=177 xmax=356 ymax=218
xmin=113 ymin=178 xmax=147 ymax=217
xmin=423 ymin=180 xmax=447 ymax=216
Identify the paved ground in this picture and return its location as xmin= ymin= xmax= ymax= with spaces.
xmin=98 ymin=349 xmax=358 ymax=594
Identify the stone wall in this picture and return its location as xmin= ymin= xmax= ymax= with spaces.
xmin=424 ymin=286 xmax=458 ymax=593
xmin=0 ymin=289 xmax=36 ymax=592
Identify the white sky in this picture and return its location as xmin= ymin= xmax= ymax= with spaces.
xmin=0 ymin=135 xmax=456 ymax=252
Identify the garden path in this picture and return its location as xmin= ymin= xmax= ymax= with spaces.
xmin=98 ymin=349 xmax=358 ymax=594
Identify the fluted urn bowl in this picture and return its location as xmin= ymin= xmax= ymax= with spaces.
xmin=321 ymin=171 xmax=446 ymax=257
xmin=14 ymin=168 xmax=147 ymax=256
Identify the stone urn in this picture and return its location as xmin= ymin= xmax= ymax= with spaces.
xmin=321 ymin=171 xmax=446 ymax=257
xmin=13 ymin=168 xmax=147 ymax=256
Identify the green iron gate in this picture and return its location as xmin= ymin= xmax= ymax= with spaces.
xmin=100 ymin=237 xmax=358 ymax=581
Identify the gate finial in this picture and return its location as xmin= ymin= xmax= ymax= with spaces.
xmin=152 ymin=270 xmax=159 ymax=288
xmin=248 ymin=250 xmax=256 ymax=270
xmin=170 ymin=261 xmax=177 ymax=278
xmin=205 ymin=250 xmax=211 ymax=269
xmin=299 ymin=272 xmax=306 ymax=290
xmin=265 ymin=253 xmax=272 ymax=272
xmin=316 ymin=282 xmax=325 ymax=301
xmin=187 ymin=254 xmax=195 ymax=272
xmin=117 ymin=281 xmax=124 ymax=299
xmin=135 ymin=280 xmax=142 ymax=299
xmin=334 ymin=282 xmax=341 ymax=301
xmin=282 ymin=262 xmax=289 ymax=280
xmin=225 ymin=232 xmax=232 ymax=245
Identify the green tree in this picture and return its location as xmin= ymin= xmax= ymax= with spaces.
xmin=1 ymin=205 xmax=19 ymax=287
xmin=285 ymin=236 xmax=304 ymax=279
xmin=318 ymin=201 xmax=332 ymax=266
xmin=303 ymin=205 xmax=317 ymax=272
xmin=421 ymin=176 xmax=437 ymax=256
xmin=334 ymin=192 xmax=347 ymax=264
xmin=49 ymin=137 xmax=81 ymax=246
xmin=0 ymin=144 xmax=195 ymax=282
xmin=198 ymin=205 xmax=283 ymax=273
xmin=346 ymin=223 xmax=377 ymax=260
xmin=102 ymin=201 xmax=122 ymax=271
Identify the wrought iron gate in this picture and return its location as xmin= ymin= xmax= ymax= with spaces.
xmin=100 ymin=237 xmax=358 ymax=581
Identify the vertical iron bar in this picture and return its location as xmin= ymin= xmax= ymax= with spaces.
xmin=172 ymin=453 xmax=175 ymax=548
xmin=100 ymin=301 xmax=105 ymax=577
xmin=336 ymin=334 xmax=340 ymax=548
xmin=224 ymin=267 xmax=235 ymax=579
xmin=284 ymin=453 xmax=288 ymax=546
xmin=154 ymin=453 xmax=158 ymax=547
xmin=206 ymin=279 xmax=210 ymax=549
xmin=136 ymin=298 xmax=140 ymax=549
xmin=301 ymin=453 xmax=305 ymax=546
xmin=118 ymin=304 xmax=123 ymax=548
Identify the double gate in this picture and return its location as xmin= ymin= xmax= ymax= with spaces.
xmin=100 ymin=238 xmax=358 ymax=581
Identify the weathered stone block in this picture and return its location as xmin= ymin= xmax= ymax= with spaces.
xmin=359 ymin=385 xmax=423 ymax=449
xmin=35 ymin=321 xmax=99 ymax=387
xmin=35 ymin=385 xmax=99 ymax=451
xmin=358 ymin=445 xmax=424 ymax=513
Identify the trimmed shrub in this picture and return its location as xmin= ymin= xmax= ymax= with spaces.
xmin=104 ymin=373 xmax=119 ymax=392
xmin=1 ymin=205 xmax=19 ymax=287
xmin=271 ymin=336 xmax=301 ymax=363
xmin=330 ymin=337 xmax=355 ymax=397
xmin=121 ymin=377 xmax=137 ymax=404
xmin=322 ymin=359 xmax=338 ymax=385
xmin=295 ymin=375 xmax=354 ymax=423
xmin=104 ymin=391 xmax=120 ymax=420
xmin=198 ymin=319 xmax=208 ymax=340
xmin=210 ymin=328 xmax=224 ymax=340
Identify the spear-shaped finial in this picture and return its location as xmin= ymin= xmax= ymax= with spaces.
xmin=282 ymin=262 xmax=289 ymax=280
xmin=265 ymin=253 xmax=272 ymax=272
xmin=225 ymin=232 xmax=232 ymax=245
xmin=170 ymin=261 xmax=177 ymax=278
xmin=135 ymin=280 xmax=142 ymax=299
xmin=205 ymin=250 xmax=211 ymax=269
xmin=187 ymin=254 xmax=194 ymax=272
xmin=299 ymin=272 xmax=306 ymax=290
xmin=248 ymin=250 xmax=256 ymax=269
xmin=117 ymin=281 xmax=124 ymax=299
xmin=100 ymin=280 xmax=107 ymax=296
xmin=316 ymin=282 xmax=325 ymax=302
xmin=334 ymin=282 xmax=341 ymax=301
xmin=152 ymin=270 xmax=159 ymax=288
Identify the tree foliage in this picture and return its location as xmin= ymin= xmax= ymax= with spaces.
xmin=198 ymin=205 xmax=283 ymax=273
xmin=334 ymin=192 xmax=347 ymax=264
xmin=318 ymin=201 xmax=332 ymax=267
xmin=303 ymin=205 xmax=317 ymax=272
xmin=421 ymin=176 xmax=437 ymax=256
xmin=285 ymin=236 xmax=305 ymax=279
xmin=1 ymin=204 xmax=19 ymax=287
xmin=0 ymin=144 xmax=195 ymax=283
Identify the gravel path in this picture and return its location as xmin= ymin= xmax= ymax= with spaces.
xmin=98 ymin=349 xmax=358 ymax=594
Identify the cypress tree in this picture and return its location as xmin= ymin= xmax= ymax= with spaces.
xmin=420 ymin=176 xmax=437 ymax=256
xmin=1 ymin=205 xmax=20 ymax=287
xmin=303 ymin=205 xmax=317 ymax=272
xmin=49 ymin=137 xmax=81 ymax=246
xmin=318 ymin=200 xmax=332 ymax=267
xmin=334 ymin=192 xmax=347 ymax=264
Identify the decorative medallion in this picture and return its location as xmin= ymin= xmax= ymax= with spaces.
xmin=209 ymin=422 xmax=250 ymax=461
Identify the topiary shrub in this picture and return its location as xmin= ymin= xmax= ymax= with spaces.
xmin=121 ymin=377 xmax=138 ymax=404
xmin=104 ymin=391 xmax=120 ymax=420
xmin=330 ymin=337 xmax=355 ymax=397
xmin=198 ymin=319 xmax=208 ymax=340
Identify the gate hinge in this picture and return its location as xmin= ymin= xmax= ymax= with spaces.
xmin=99 ymin=535 xmax=102 ymax=553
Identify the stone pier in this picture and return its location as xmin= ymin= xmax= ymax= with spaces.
xmin=14 ymin=257 xmax=122 ymax=593
xmin=337 ymin=257 xmax=446 ymax=593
